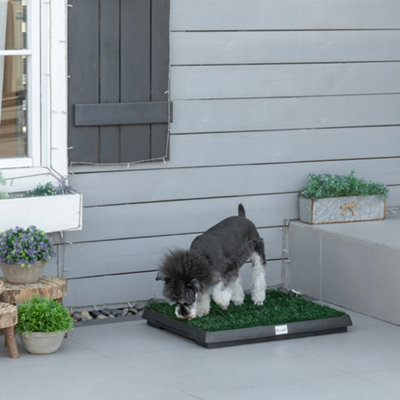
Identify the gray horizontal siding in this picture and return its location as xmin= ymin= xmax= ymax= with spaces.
xmin=170 ymin=95 xmax=400 ymax=134
xmin=168 ymin=128 xmax=400 ymax=167
xmin=65 ymin=260 xmax=283 ymax=307
xmin=171 ymin=31 xmax=400 ymax=65
xmin=66 ymin=0 xmax=400 ymax=307
xmin=65 ymin=194 xmax=298 ymax=242
xmin=171 ymin=63 xmax=400 ymax=100
xmin=63 ymin=227 xmax=282 ymax=279
xmin=70 ymin=126 xmax=400 ymax=172
xmin=70 ymin=159 xmax=400 ymax=207
xmin=170 ymin=0 xmax=400 ymax=30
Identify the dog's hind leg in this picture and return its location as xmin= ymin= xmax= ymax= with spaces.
xmin=231 ymin=276 xmax=245 ymax=306
xmin=250 ymin=252 xmax=266 ymax=305
xmin=196 ymin=291 xmax=210 ymax=317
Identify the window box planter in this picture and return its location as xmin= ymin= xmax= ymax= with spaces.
xmin=143 ymin=291 xmax=352 ymax=348
xmin=0 ymin=192 xmax=82 ymax=232
xmin=299 ymin=195 xmax=386 ymax=224
xmin=299 ymin=172 xmax=387 ymax=224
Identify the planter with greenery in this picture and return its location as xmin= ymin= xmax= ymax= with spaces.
xmin=0 ymin=175 xmax=82 ymax=232
xmin=0 ymin=226 xmax=55 ymax=284
xmin=16 ymin=295 xmax=74 ymax=355
xmin=299 ymin=171 xmax=388 ymax=224
xmin=143 ymin=290 xmax=352 ymax=348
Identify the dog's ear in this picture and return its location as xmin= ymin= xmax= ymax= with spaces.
xmin=190 ymin=278 xmax=201 ymax=292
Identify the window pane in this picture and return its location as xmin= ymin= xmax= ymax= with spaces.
xmin=0 ymin=0 xmax=27 ymax=50
xmin=0 ymin=55 xmax=27 ymax=157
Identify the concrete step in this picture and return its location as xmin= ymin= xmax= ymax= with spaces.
xmin=288 ymin=216 xmax=400 ymax=325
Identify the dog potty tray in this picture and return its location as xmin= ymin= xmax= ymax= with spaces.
xmin=142 ymin=290 xmax=352 ymax=348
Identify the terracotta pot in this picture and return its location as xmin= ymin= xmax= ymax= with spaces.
xmin=19 ymin=331 xmax=65 ymax=355
xmin=0 ymin=261 xmax=46 ymax=284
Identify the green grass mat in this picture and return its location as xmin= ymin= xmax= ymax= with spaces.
xmin=148 ymin=290 xmax=345 ymax=332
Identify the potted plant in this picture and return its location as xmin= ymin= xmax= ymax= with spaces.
xmin=0 ymin=226 xmax=55 ymax=284
xmin=299 ymin=171 xmax=388 ymax=224
xmin=15 ymin=295 xmax=74 ymax=354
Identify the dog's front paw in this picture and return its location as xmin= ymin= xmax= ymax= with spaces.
xmin=213 ymin=282 xmax=232 ymax=310
xmin=196 ymin=309 xmax=209 ymax=318
xmin=252 ymin=287 xmax=265 ymax=305
xmin=231 ymin=278 xmax=244 ymax=306
xmin=251 ymin=292 xmax=265 ymax=306
xmin=213 ymin=295 xmax=230 ymax=310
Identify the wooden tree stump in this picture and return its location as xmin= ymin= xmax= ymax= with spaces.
xmin=0 ymin=303 xmax=19 ymax=358
xmin=0 ymin=276 xmax=67 ymax=304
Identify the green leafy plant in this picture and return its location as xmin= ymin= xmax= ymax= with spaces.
xmin=15 ymin=295 xmax=74 ymax=334
xmin=148 ymin=290 xmax=345 ymax=332
xmin=24 ymin=182 xmax=58 ymax=197
xmin=24 ymin=179 xmax=74 ymax=198
xmin=300 ymin=171 xmax=388 ymax=199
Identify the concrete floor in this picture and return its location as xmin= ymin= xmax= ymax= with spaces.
xmin=2 ymin=305 xmax=400 ymax=400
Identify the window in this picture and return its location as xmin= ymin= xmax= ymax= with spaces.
xmin=0 ymin=0 xmax=40 ymax=168
xmin=0 ymin=1 xmax=68 ymax=189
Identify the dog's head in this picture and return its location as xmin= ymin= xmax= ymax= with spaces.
xmin=156 ymin=249 xmax=210 ymax=320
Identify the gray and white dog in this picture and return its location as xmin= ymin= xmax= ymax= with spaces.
xmin=156 ymin=204 xmax=266 ymax=320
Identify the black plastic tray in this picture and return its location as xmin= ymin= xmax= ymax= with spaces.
xmin=142 ymin=308 xmax=352 ymax=348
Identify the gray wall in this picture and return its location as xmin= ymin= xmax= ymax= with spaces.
xmin=63 ymin=0 xmax=400 ymax=307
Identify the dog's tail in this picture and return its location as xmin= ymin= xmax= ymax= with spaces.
xmin=238 ymin=203 xmax=246 ymax=217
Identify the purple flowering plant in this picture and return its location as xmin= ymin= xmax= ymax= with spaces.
xmin=0 ymin=226 xmax=55 ymax=268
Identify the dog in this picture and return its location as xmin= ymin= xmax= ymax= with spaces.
xmin=156 ymin=204 xmax=266 ymax=320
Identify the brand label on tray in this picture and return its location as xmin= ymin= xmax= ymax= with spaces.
xmin=275 ymin=325 xmax=288 ymax=335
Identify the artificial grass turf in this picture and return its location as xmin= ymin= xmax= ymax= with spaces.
xmin=148 ymin=289 xmax=345 ymax=332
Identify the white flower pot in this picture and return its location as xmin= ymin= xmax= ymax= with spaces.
xmin=19 ymin=331 xmax=66 ymax=355
xmin=299 ymin=195 xmax=386 ymax=224
xmin=0 ymin=261 xmax=46 ymax=284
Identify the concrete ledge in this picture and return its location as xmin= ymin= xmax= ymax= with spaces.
xmin=289 ymin=217 xmax=400 ymax=325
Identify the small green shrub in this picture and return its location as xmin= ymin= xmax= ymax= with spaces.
xmin=300 ymin=171 xmax=388 ymax=199
xmin=15 ymin=295 xmax=74 ymax=333
xmin=24 ymin=182 xmax=58 ymax=197
xmin=24 ymin=179 xmax=74 ymax=198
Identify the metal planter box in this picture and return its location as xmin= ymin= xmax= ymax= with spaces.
xmin=299 ymin=195 xmax=386 ymax=224
xmin=143 ymin=308 xmax=352 ymax=348
xmin=0 ymin=192 xmax=83 ymax=232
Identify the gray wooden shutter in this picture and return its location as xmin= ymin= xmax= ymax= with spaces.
xmin=68 ymin=0 xmax=170 ymax=163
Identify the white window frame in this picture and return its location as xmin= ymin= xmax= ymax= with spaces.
xmin=0 ymin=0 xmax=68 ymax=192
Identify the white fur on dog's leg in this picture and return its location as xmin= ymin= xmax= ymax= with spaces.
xmin=196 ymin=291 xmax=210 ymax=317
xmin=250 ymin=252 xmax=266 ymax=305
xmin=213 ymin=282 xmax=232 ymax=310
xmin=231 ymin=276 xmax=244 ymax=306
